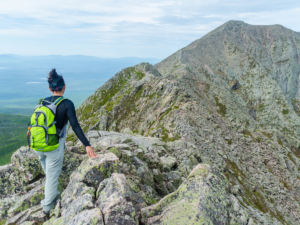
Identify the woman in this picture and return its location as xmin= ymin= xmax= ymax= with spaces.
xmin=34 ymin=68 xmax=98 ymax=217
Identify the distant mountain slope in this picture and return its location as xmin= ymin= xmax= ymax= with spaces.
xmin=0 ymin=113 xmax=29 ymax=165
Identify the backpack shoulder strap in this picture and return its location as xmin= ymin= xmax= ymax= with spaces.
xmin=54 ymin=97 xmax=67 ymax=106
xmin=37 ymin=98 xmax=45 ymax=104
xmin=34 ymin=98 xmax=45 ymax=111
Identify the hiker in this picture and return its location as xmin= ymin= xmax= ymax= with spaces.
xmin=28 ymin=68 xmax=98 ymax=217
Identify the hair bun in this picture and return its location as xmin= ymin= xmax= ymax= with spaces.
xmin=49 ymin=68 xmax=58 ymax=78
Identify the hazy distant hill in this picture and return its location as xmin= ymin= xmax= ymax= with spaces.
xmin=0 ymin=55 xmax=160 ymax=115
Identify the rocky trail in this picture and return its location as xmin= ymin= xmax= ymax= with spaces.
xmin=1 ymin=130 xmax=246 ymax=224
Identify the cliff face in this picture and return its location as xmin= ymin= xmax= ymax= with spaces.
xmin=1 ymin=21 xmax=300 ymax=225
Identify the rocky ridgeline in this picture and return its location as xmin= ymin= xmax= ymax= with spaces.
xmin=1 ymin=20 xmax=300 ymax=224
xmin=0 ymin=130 xmax=251 ymax=224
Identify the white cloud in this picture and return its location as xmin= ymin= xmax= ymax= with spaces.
xmin=0 ymin=0 xmax=299 ymax=58
xmin=26 ymin=82 xmax=47 ymax=84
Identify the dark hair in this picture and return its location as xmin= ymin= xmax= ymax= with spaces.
xmin=48 ymin=68 xmax=58 ymax=81
xmin=48 ymin=68 xmax=65 ymax=91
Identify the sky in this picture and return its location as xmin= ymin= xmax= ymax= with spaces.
xmin=0 ymin=0 xmax=299 ymax=59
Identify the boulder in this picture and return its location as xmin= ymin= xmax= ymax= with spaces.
xmin=97 ymin=173 xmax=136 ymax=225
xmin=5 ymin=205 xmax=42 ymax=225
xmin=66 ymin=208 xmax=104 ymax=225
xmin=140 ymin=164 xmax=248 ymax=224
xmin=11 ymin=147 xmax=43 ymax=184
xmin=60 ymin=153 xmax=119 ymax=223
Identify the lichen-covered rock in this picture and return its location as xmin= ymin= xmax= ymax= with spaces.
xmin=10 ymin=147 xmax=43 ymax=184
xmin=42 ymin=217 xmax=64 ymax=225
xmin=28 ymin=210 xmax=47 ymax=223
xmin=159 ymin=156 xmax=177 ymax=172
xmin=62 ymin=194 xmax=95 ymax=223
xmin=20 ymin=221 xmax=36 ymax=225
xmin=6 ymin=182 xmax=44 ymax=219
xmin=66 ymin=208 xmax=104 ymax=225
xmin=0 ymin=147 xmax=43 ymax=199
xmin=0 ymin=164 xmax=15 ymax=198
xmin=140 ymin=164 xmax=243 ymax=224
xmin=97 ymin=173 xmax=136 ymax=224
xmin=0 ymin=144 xmax=84 ymax=223
xmin=5 ymin=205 xmax=42 ymax=225
xmin=0 ymin=144 xmax=83 ymax=200
xmin=61 ymin=153 xmax=119 ymax=223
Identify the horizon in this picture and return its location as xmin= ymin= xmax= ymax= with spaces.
xmin=0 ymin=54 xmax=162 ymax=59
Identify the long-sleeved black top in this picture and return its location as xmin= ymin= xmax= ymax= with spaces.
xmin=44 ymin=96 xmax=90 ymax=147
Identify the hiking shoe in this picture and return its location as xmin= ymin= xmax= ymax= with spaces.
xmin=43 ymin=211 xmax=50 ymax=219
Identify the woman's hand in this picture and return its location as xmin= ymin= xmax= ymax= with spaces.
xmin=86 ymin=146 xmax=98 ymax=158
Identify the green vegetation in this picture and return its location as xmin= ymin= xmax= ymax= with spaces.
xmin=74 ymin=67 xmax=146 ymax=133
xmin=158 ymin=103 xmax=179 ymax=122
xmin=114 ymin=84 xmax=145 ymax=130
xmin=109 ymin=147 xmax=121 ymax=158
xmin=77 ymin=72 xmax=132 ymax=132
xmin=259 ymin=130 xmax=272 ymax=139
xmin=214 ymin=97 xmax=226 ymax=116
xmin=151 ymin=125 xmax=180 ymax=143
xmin=258 ymin=104 xmax=265 ymax=112
xmin=0 ymin=113 xmax=30 ymax=166
xmin=0 ymin=108 xmax=32 ymax=116
xmin=225 ymin=139 xmax=232 ymax=145
xmin=282 ymin=109 xmax=289 ymax=115
xmin=224 ymin=160 xmax=288 ymax=224
xmin=135 ymin=70 xmax=146 ymax=80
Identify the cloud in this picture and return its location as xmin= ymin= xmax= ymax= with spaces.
xmin=0 ymin=0 xmax=299 ymax=58
xmin=26 ymin=82 xmax=47 ymax=84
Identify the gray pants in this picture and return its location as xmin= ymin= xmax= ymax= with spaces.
xmin=34 ymin=136 xmax=66 ymax=211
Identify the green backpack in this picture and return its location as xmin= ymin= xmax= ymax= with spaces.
xmin=28 ymin=97 xmax=66 ymax=152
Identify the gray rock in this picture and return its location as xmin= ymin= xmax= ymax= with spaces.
xmin=66 ymin=208 xmax=104 ymax=225
xmin=159 ymin=156 xmax=177 ymax=172
xmin=61 ymin=153 xmax=119 ymax=223
xmin=87 ymin=131 xmax=100 ymax=138
xmin=20 ymin=222 xmax=36 ymax=225
xmin=28 ymin=210 xmax=47 ymax=223
xmin=42 ymin=217 xmax=64 ymax=225
xmin=5 ymin=205 xmax=42 ymax=225
xmin=140 ymin=164 xmax=248 ymax=224
xmin=62 ymin=194 xmax=95 ymax=223
xmin=11 ymin=147 xmax=43 ymax=184
xmin=97 ymin=173 xmax=136 ymax=225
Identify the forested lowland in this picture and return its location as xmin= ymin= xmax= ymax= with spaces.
xmin=0 ymin=113 xmax=30 ymax=165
